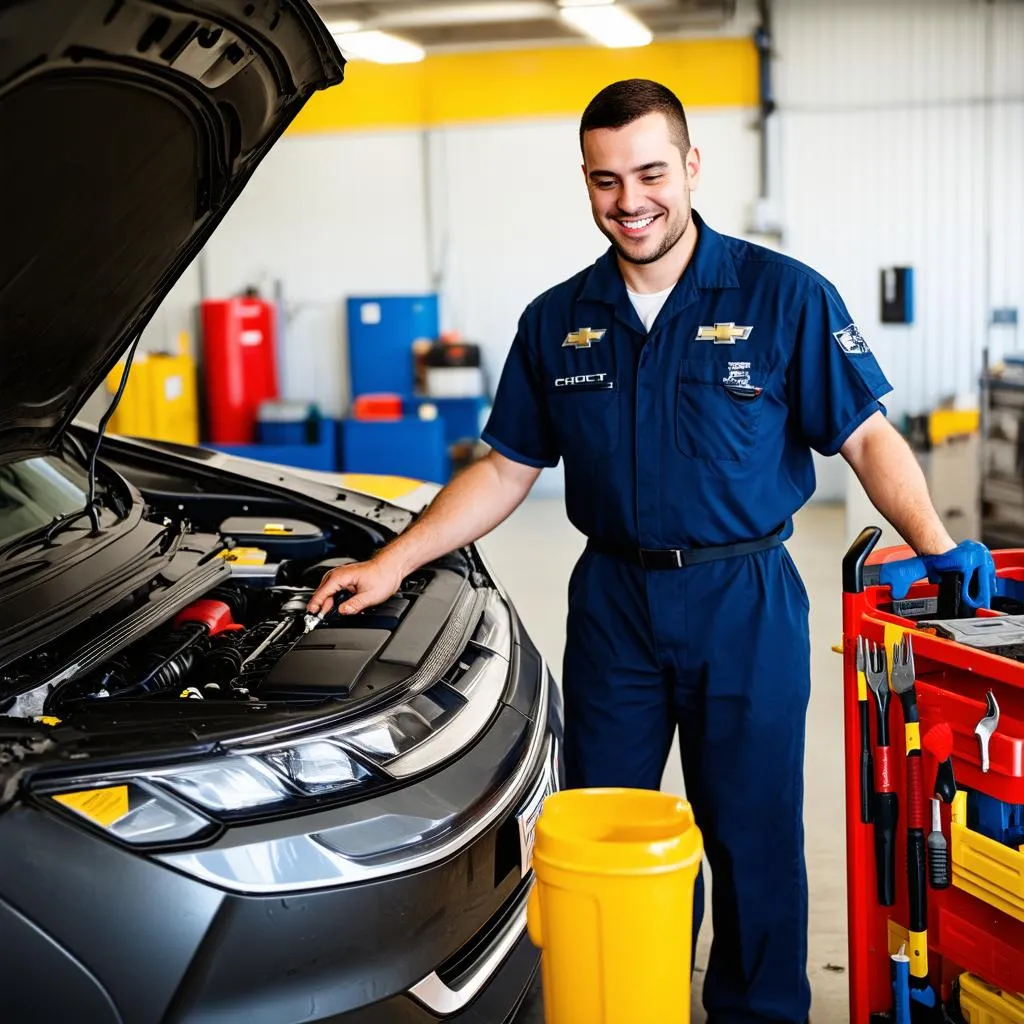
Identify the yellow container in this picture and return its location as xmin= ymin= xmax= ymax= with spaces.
xmin=960 ymin=972 xmax=1024 ymax=1024
xmin=928 ymin=407 xmax=980 ymax=446
xmin=527 ymin=788 xmax=703 ymax=1024
xmin=106 ymin=332 xmax=199 ymax=446
xmin=950 ymin=791 xmax=1024 ymax=923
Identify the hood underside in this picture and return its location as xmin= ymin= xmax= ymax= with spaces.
xmin=0 ymin=0 xmax=344 ymax=464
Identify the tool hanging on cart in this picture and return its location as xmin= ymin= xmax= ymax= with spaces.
xmin=889 ymin=634 xmax=937 ymax=1015
xmin=865 ymin=639 xmax=898 ymax=907
xmin=856 ymin=635 xmax=875 ymax=825
xmin=921 ymin=723 xmax=955 ymax=891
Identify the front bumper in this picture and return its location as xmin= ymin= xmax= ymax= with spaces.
xmin=0 ymin=637 xmax=562 ymax=1024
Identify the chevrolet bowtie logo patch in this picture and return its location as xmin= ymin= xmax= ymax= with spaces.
xmin=696 ymin=322 xmax=753 ymax=344
xmin=563 ymin=327 xmax=606 ymax=349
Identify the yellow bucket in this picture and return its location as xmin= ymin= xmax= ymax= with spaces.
xmin=527 ymin=788 xmax=703 ymax=1024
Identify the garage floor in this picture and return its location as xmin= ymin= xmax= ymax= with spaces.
xmin=478 ymin=499 xmax=850 ymax=1024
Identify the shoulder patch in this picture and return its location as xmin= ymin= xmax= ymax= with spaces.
xmin=833 ymin=323 xmax=870 ymax=355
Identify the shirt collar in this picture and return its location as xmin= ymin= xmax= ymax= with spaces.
xmin=578 ymin=209 xmax=740 ymax=310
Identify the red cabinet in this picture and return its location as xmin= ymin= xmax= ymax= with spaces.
xmin=200 ymin=298 xmax=279 ymax=443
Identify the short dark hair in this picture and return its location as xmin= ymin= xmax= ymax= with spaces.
xmin=579 ymin=79 xmax=690 ymax=157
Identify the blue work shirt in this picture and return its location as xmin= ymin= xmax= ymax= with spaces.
xmin=482 ymin=211 xmax=893 ymax=549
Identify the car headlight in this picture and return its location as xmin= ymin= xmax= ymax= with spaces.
xmin=159 ymin=756 xmax=291 ymax=811
xmin=42 ymin=591 xmax=512 ymax=838
xmin=262 ymin=740 xmax=371 ymax=794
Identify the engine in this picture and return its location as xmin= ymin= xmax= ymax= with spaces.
xmin=0 ymin=509 xmax=465 ymax=722
xmin=58 ymin=584 xmax=318 ymax=706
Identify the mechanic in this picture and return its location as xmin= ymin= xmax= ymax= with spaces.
xmin=310 ymin=80 xmax=992 ymax=1024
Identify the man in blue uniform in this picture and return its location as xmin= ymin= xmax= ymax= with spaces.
xmin=310 ymin=80 xmax=988 ymax=1023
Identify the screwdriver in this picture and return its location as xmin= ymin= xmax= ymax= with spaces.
xmin=923 ymin=722 xmax=955 ymax=890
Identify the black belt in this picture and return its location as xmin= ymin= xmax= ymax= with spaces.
xmin=589 ymin=529 xmax=783 ymax=570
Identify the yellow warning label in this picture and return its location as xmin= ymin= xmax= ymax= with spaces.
xmin=217 ymin=547 xmax=267 ymax=565
xmin=53 ymin=786 xmax=129 ymax=827
xmin=262 ymin=523 xmax=293 ymax=535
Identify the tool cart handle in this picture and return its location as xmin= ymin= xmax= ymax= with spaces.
xmin=843 ymin=527 xmax=882 ymax=594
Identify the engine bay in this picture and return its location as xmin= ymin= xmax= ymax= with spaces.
xmin=0 ymin=509 xmax=479 ymax=722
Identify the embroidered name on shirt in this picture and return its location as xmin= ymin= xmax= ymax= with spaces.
xmin=553 ymin=373 xmax=614 ymax=391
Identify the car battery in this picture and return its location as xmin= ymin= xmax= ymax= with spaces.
xmin=219 ymin=517 xmax=327 ymax=560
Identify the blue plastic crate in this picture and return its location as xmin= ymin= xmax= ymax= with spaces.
xmin=208 ymin=417 xmax=339 ymax=473
xmin=341 ymin=417 xmax=448 ymax=484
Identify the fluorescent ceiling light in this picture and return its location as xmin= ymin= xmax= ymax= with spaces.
xmin=369 ymin=3 xmax=555 ymax=30
xmin=558 ymin=1 xmax=653 ymax=48
xmin=329 ymin=27 xmax=426 ymax=64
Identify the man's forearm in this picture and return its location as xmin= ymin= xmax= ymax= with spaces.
xmin=373 ymin=451 xmax=540 ymax=577
xmin=841 ymin=413 xmax=955 ymax=556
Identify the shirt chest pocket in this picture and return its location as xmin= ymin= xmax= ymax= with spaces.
xmin=676 ymin=357 xmax=770 ymax=463
xmin=548 ymin=383 xmax=621 ymax=459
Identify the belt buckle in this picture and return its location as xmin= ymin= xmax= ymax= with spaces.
xmin=673 ymin=549 xmax=684 ymax=568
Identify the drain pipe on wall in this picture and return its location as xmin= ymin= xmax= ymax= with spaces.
xmin=745 ymin=0 xmax=784 ymax=246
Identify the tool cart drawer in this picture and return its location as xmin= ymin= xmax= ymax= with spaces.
xmin=950 ymin=790 xmax=1024 ymax=923
xmin=959 ymin=971 xmax=1024 ymax=1024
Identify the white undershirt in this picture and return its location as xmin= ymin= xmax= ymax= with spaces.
xmin=627 ymin=284 xmax=675 ymax=332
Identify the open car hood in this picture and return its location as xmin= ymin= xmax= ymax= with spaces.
xmin=0 ymin=0 xmax=344 ymax=464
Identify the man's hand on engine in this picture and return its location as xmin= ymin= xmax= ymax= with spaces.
xmin=307 ymin=556 xmax=404 ymax=617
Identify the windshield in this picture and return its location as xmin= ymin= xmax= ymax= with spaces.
xmin=0 ymin=457 xmax=89 ymax=545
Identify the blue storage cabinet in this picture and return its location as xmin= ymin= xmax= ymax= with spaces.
xmin=341 ymin=417 xmax=448 ymax=484
xmin=209 ymin=417 xmax=339 ymax=472
xmin=347 ymin=295 xmax=439 ymax=399
xmin=409 ymin=396 xmax=490 ymax=448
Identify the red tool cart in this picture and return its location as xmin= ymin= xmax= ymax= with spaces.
xmin=842 ymin=527 xmax=1024 ymax=1024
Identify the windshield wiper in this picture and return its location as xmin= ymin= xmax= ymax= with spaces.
xmin=0 ymin=509 xmax=97 ymax=562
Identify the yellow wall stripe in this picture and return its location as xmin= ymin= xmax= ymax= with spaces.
xmin=289 ymin=38 xmax=758 ymax=134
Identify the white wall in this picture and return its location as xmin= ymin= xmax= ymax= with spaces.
xmin=770 ymin=0 xmax=1024 ymax=517
xmin=775 ymin=0 xmax=1024 ymax=420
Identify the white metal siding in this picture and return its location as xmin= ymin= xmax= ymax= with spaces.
xmin=774 ymin=0 xmax=1024 ymax=421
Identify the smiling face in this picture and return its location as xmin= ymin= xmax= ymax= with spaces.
xmin=582 ymin=111 xmax=701 ymax=269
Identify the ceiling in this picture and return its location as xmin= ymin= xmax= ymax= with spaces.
xmin=310 ymin=0 xmax=740 ymax=52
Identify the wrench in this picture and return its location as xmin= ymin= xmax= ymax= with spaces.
xmin=975 ymin=690 xmax=1000 ymax=773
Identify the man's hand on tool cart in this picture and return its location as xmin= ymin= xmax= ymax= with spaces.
xmin=879 ymin=539 xmax=996 ymax=608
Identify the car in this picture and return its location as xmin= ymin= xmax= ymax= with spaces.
xmin=0 ymin=2 xmax=562 ymax=1022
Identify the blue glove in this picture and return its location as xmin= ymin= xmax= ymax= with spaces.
xmin=879 ymin=540 xmax=996 ymax=609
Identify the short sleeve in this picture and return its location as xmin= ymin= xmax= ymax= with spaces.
xmin=786 ymin=278 xmax=893 ymax=455
xmin=481 ymin=313 xmax=560 ymax=468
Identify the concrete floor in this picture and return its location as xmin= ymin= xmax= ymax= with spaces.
xmin=477 ymin=499 xmax=850 ymax=1024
